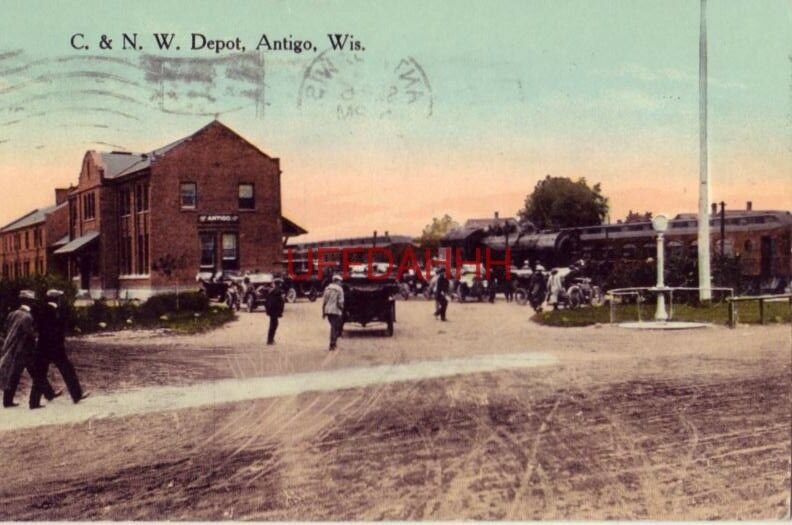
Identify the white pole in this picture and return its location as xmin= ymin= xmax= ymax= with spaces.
xmin=655 ymin=231 xmax=668 ymax=321
xmin=698 ymin=0 xmax=712 ymax=301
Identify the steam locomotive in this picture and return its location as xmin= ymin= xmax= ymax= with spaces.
xmin=442 ymin=207 xmax=792 ymax=293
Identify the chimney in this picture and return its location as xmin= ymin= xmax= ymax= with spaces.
xmin=494 ymin=211 xmax=500 ymax=219
xmin=384 ymin=230 xmax=389 ymax=237
xmin=55 ymin=188 xmax=69 ymax=205
xmin=711 ymin=203 xmax=717 ymax=214
xmin=746 ymin=201 xmax=752 ymax=211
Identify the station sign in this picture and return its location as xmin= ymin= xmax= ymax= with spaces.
xmin=198 ymin=214 xmax=239 ymax=224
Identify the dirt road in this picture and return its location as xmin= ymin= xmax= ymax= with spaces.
xmin=0 ymin=300 xmax=789 ymax=520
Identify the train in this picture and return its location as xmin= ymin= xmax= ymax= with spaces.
xmin=442 ymin=206 xmax=792 ymax=293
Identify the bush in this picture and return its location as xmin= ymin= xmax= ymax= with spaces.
xmin=138 ymin=292 xmax=209 ymax=318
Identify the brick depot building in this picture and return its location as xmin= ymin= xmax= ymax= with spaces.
xmin=1 ymin=121 xmax=306 ymax=299
xmin=0 ymin=191 xmax=69 ymax=279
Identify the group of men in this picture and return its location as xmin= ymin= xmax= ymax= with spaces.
xmin=0 ymin=289 xmax=86 ymax=409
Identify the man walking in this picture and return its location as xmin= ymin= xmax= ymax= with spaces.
xmin=31 ymin=289 xmax=86 ymax=405
xmin=434 ymin=267 xmax=450 ymax=321
xmin=0 ymin=290 xmax=53 ymax=409
xmin=322 ymin=274 xmax=345 ymax=351
xmin=264 ymin=279 xmax=285 ymax=345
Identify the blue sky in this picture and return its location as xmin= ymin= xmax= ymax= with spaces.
xmin=1 ymin=0 xmax=789 ymax=239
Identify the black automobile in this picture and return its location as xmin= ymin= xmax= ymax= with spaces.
xmin=196 ymin=270 xmax=240 ymax=302
xmin=342 ymin=276 xmax=399 ymax=336
xmin=243 ymin=272 xmax=277 ymax=312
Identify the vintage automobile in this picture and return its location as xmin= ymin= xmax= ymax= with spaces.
xmin=342 ymin=275 xmax=399 ymax=336
xmin=280 ymin=275 xmax=323 ymax=302
xmin=196 ymin=270 xmax=241 ymax=302
xmin=243 ymin=272 xmax=278 ymax=312
xmin=453 ymin=265 xmax=487 ymax=302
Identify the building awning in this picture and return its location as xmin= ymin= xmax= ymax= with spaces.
xmin=54 ymin=231 xmax=99 ymax=255
xmin=282 ymin=216 xmax=308 ymax=237
xmin=51 ymin=234 xmax=70 ymax=247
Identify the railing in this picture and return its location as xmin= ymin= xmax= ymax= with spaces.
xmin=726 ymin=293 xmax=792 ymax=328
xmin=606 ymin=286 xmax=734 ymax=324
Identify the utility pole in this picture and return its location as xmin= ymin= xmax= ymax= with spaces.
xmin=698 ymin=0 xmax=712 ymax=301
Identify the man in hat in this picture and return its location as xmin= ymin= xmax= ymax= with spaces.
xmin=0 ymin=290 xmax=52 ymax=409
xmin=322 ymin=274 xmax=345 ymax=351
xmin=434 ymin=267 xmax=450 ymax=321
xmin=31 ymin=289 xmax=86 ymax=405
xmin=264 ymin=280 xmax=285 ymax=345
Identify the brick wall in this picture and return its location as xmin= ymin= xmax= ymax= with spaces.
xmin=149 ymin=121 xmax=282 ymax=287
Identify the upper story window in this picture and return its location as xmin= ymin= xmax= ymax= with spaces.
xmin=238 ymin=183 xmax=255 ymax=210
xmin=119 ymin=188 xmax=132 ymax=216
xmin=24 ymin=231 xmax=29 ymax=249
xmin=135 ymin=183 xmax=149 ymax=213
xmin=180 ymin=182 xmax=197 ymax=209
xmin=83 ymin=192 xmax=96 ymax=220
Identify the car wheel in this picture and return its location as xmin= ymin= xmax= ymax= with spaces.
xmin=308 ymin=289 xmax=318 ymax=302
xmin=514 ymin=288 xmax=528 ymax=306
xmin=567 ymin=287 xmax=582 ymax=309
xmin=285 ymin=287 xmax=298 ymax=303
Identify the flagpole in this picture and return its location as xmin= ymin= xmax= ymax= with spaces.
xmin=698 ymin=0 xmax=712 ymax=301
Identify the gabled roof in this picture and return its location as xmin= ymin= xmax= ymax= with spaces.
xmin=463 ymin=217 xmax=518 ymax=229
xmin=98 ymin=152 xmax=151 ymax=180
xmin=0 ymin=202 xmax=67 ymax=233
xmin=95 ymin=120 xmax=273 ymax=181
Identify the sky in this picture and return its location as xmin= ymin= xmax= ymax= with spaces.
xmin=0 ymin=0 xmax=789 ymax=241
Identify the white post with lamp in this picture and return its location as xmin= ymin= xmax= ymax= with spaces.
xmin=651 ymin=214 xmax=669 ymax=322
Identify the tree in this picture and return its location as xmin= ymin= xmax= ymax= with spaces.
xmin=152 ymin=254 xmax=188 ymax=310
xmin=625 ymin=210 xmax=653 ymax=223
xmin=417 ymin=214 xmax=459 ymax=251
xmin=517 ymin=175 xmax=609 ymax=230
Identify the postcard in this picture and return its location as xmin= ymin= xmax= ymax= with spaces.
xmin=0 ymin=0 xmax=789 ymax=520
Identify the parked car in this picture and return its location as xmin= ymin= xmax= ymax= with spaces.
xmin=196 ymin=270 xmax=240 ymax=302
xmin=243 ymin=272 xmax=277 ymax=312
xmin=453 ymin=266 xmax=487 ymax=302
xmin=342 ymin=275 xmax=399 ymax=336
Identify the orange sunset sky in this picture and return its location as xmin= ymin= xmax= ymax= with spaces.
xmin=1 ymin=1 xmax=789 ymax=241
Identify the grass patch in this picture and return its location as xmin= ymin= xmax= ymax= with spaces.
xmin=533 ymin=300 xmax=791 ymax=327
xmin=69 ymin=292 xmax=236 ymax=335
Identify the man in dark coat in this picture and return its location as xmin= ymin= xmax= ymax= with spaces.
xmin=434 ymin=268 xmax=450 ymax=321
xmin=264 ymin=280 xmax=285 ymax=345
xmin=31 ymin=289 xmax=86 ymax=405
xmin=0 ymin=290 xmax=54 ymax=409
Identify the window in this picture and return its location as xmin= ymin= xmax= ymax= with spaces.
xmin=180 ymin=182 xmax=196 ymax=209
xmin=200 ymin=234 xmax=216 ymax=268
xmin=136 ymin=184 xmax=149 ymax=212
xmin=136 ymin=218 xmax=149 ymax=274
xmin=119 ymin=234 xmax=133 ymax=275
xmin=238 ymin=183 xmax=254 ymax=210
xmin=24 ymin=231 xmax=29 ymax=249
xmin=222 ymin=233 xmax=238 ymax=269
xmin=83 ymin=192 xmax=96 ymax=220
xmin=119 ymin=188 xmax=131 ymax=216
